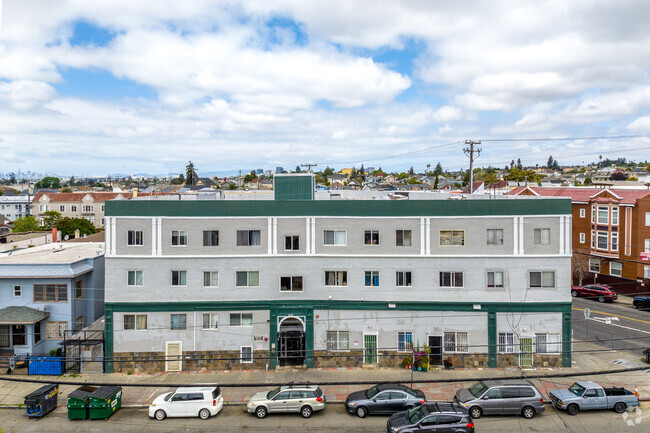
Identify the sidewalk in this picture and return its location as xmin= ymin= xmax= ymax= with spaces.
xmin=1 ymin=341 xmax=649 ymax=411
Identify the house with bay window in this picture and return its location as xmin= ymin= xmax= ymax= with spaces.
xmin=103 ymin=174 xmax=572 ymax=373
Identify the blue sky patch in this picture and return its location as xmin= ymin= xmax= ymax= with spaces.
xmin=54 ymin=68 xmax=157 ymax=100
xmin=69 ymin=21 xmax=116 ymax=47
xmin=265 ymin=16 xmax=308 ymax=47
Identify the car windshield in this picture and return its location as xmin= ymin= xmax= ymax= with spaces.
xmin=569 ymin=383 xmax=586 ymax=396
xmin=267 ymin=387 xmax=282 ymax=399
xmin=366 ymin=385 xmax=380 ymax=398
xmin=468 ymin=382 xmax=488 ymax=398
xmin=408 ymin=406 xmax=425 ymax=424
xmin=163 ymin=392 xmax=173 ymax=402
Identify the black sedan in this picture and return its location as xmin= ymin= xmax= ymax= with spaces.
xmin=387 ymin=402 xmax=474 ymax=433
xmin=345 ymin=383 xmax=426 ymax=418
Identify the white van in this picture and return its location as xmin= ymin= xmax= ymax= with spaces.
xmin=149 ymin=386 xmax=223 ymax=420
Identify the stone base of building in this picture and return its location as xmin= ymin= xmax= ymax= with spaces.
xmin=113 ymin=351 xmax=269 ymax=373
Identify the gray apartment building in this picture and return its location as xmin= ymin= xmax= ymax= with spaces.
xmin=104 ymin=176 xmax=572 ymax=373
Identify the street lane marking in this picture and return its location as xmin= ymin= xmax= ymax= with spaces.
xmin=572 ymin=307 xmax=650 ymax=325
xmin=589 ymin=316 xmax=650 ymax=335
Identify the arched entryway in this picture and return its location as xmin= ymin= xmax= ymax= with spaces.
xmin=277 ymin=317 xmax=305 ymax=366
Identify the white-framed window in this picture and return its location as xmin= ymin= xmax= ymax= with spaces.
xmin=171 ymin=230 xmax=188 ymax=246
xmin=498 ymin=332 xmax=514 ymax=353
xmin=440 ymin=230 xmax=464 ymax=246
xmin=82 ymin=205 xmax=94 ymax=212
xmin=240 ymin=346 xmax=253 ymax=363
xmin=444 ymin=331 xmax=468 ymax=352
xmin=644 ymin=265 xmax=650 ymax=279
xmin=13 ymin=285 xmax=21 ymax=297
xmin=237 ymin=230 xmax=261 ymax=246
xmin=171 ymin=270 xmax=187 ymax=286
xmin=365 ymin=271 xmax=380 ymax=287
xmin=396 ymin=230 xmax=412 ymax=246
xmin=203 ymin=230 xmax=219 ymax=246
xmin=364 ymin=230 xmax=379 ymax=245
xmin=535 ymin=333 xmax=561 ymax=353
xmin=611 ymin=232 xmax=618 ymax=251
xmin=397 ymin=331 xmax=413 ymax=352
xmin=529 ymin=271 xmax=555 ymax=288
xmin=124 ymin=314 xmax=147 ymax=330
xmin=580 ymin=208 xmax=586 ymax=218
xmin=39 ymin=205 xmax=50 ymax=212
xmin=101 ymin=204 xmax=104 ymax=212
xmin=591 ymin=231 xmax=595 ymax=248
xmin=325 ymin=271 xmax=347 ymax=286
xmin=284 ymin=235 xmax=299 ymax=251
xmin=236 ymin=271 xmax=260 ymax=287
xmin=596 ymin=231 xmax=608 ymax=249
xmin=202 ymin=313 xmax=218 ymax=330
xmin=71 ymin=205 xmax=77 ymax=212
xmin=128 ymin=270 xmax=143 ymax=286
xmin=645 ymin=239 xmax=650 ymax=253
xmin=46 ymin=322 xmax=68 ymax=340
xmin=487 ymin=229 xmax=504 ymax=245
xmin=326 ymin=330 xmax=350 ymax=351
xmin=610 ymin=262 xmax=622 ymax=277
xmin=170 ymin=314 xmax=187 ymax=330
xmin=646 ymin=212 xmax=650 ymax=226
xmin=589 ymin=258 xmax=600 ymax=273
xmin=90 ymin=215 xmax=94 ymax=224
xmin=611 ymin=207 xmax=619 ymax=225
xmin=203 ymin=271 xmax=219 ymax=287
xmin=396 ymin=271 xmax=412 ymax=287
xmin=487 ymin=271 xmax=504 ymax=288
xmin=323 ymin=230 xmax=346 ymax=245
xmin=597 ymin=206 xmax=609 ymax=224
xmin=59 ymin=205 xmax=65 ymax=212
xmin=280 ymin=276 xmax=303 ymax=291
xmin=440 ymin=271 xmax=463 ymax=288
xmin=592 ymin=205 xmax=595 ymax=223
xmin=230 ymin=313 xmax=253 ymax=327
xmin=534 ymin=228 xmax=550 ymax=245
xmin=579 ymin=233 xmax=585 ymax=243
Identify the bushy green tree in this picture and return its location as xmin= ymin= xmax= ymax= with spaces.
xmin=12 ymin=216 xmax=41 ymax=232
xmin=35 ymin=177 xmax=61 ymax=189
xmin=56 ymin=217 xmax=97 ymax=238
xmin=42 ymin=210 xmax=62 ymax=229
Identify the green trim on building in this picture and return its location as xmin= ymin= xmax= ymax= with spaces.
xmin=274 ymin=175 xmax=315 ymax=201
xmin=103 ymin=300 xmax=572 ymax=373
xmin=105 ymin=198 xmax=571 ymax=218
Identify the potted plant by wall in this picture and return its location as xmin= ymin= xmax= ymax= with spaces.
xmin=443 ymin=356 xmax=454 ymax=369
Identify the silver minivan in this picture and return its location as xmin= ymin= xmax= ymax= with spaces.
xmin=453 ymin=379 xmax=545 ymax=419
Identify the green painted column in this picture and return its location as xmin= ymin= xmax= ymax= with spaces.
xmin=562 ymin=309 xmax=572 ymax=367
xmin=304 ymin=309 xmax=314 ymax=368
xmin=487 ymin=311 xmax=497 ymax=368
xmin=104 ymin=306 xmax=114 ymax=373
xmin=269 ymin=309 xmax=278 ymax=369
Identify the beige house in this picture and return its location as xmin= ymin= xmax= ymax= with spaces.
xmin=31 ymin=192 xmax=126 ymax=228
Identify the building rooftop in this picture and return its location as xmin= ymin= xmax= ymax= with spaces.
xmin=0 ymin=242 xmax=105 ymax=265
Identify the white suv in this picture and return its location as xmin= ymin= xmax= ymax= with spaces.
xmin=149 ymin=386 xmax=223 ymax=420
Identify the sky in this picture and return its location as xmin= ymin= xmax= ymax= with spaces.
xmin=1 ymin=0 xmax=650 ymax=177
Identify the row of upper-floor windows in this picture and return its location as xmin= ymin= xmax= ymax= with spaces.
xmin=579 ymin=231 xmax=619 ymax=252
xmin=125 ymin=269 xmax=557 ymax=290
xmin=125 ymin=227 xmax=554 ymax=248
xmin=579 ymin=205 xmax=619 ymax=225
xmin=37 ymin=204 xmax=104 ymax=212
xmin=5 ymin=283 xmax=84 ymax=302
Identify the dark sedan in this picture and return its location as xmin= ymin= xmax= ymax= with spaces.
xmin=345 ymin=383 xmax=426 ymax=418
xmin=387 ymin=402 xmax=474 ymax=433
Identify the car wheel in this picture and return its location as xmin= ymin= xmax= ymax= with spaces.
xmin=469 ymin=406 xmax=482 ymax=419
xmin=598 ymin=295 xmax=606 ymax=303
xmin=521 ymin=406 xmax=535 ymax=419
xmin=614 ymin=402 xmax=626 ymax=414
xmin=356 ymin=406 xmax=367 ymax=418
xmin=571 ymin=290 xmax=578 ymax=297
xmin=154 ymin=410 xmax=166 ymax=421
xmin=300 ymin=405 xmax=313 ymax=418
xmin=634 ymin=303 xmax=643 ymax=310
xmin=199 ymin=408 xmax=210 ymax=420
xmin=255 ymin=406 xmax=268 ymax=419
xmin=567 ymin=404 xmax=579 ymax=416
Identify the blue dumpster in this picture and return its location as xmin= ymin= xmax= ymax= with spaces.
xmin=28 ymin=356 xmax=64 ymax=375
xmin=25 ymin=384 xmax=59 ymax=418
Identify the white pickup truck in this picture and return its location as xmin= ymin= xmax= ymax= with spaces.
xmin=550 ymin=381 xmax=639 ymax=415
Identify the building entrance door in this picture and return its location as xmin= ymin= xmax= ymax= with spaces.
xmin=278 ymin=318 xmax=305 ymax=366
xmin=166 ymin=341 xmax=182 ymax=372
xmin=363 ymin=334 xmax=378 ymax=364
xmin=519 ymin=338 xmax=533 ymax=367
xmin=428 ymin=336 xmax=443 ymax=365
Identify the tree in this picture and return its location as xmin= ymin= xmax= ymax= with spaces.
xmin=185 ymin=161 xmax=198 ymax=186
xmin=295 ymin=165 xmax=301 ymax=173
xmin=95 ymin=182 xmax=108 ymax=189
xmin=9 ymin=173 xmax=16 ymax=184
xmin=42 ymin=210 xmax=62 ymax=229
xmin=68 ymin=176 xmax=76 ymax=186
xmin=610 ymin=170 xmax=627 ymax=181
xmin=547 ymin=156 xmax=554 ymax=169
xmin=516 ymin=158 xmax=523 ymax=170
xmin=12 ymin=216 xmax=41 ymax=232
xmin=434 ymin=162 xmax=443 ymax=175
xmin=243 ymin=171 xmax=258 ymax=183
xmin=408 ymin=166 xmax=415 ymax=176
xmin=171 ymin=174 xmax=185 ymax=185
xmin=323 ymin=167 xmax=334 ymax=176
xmin=510 ymin=160 xmax=515 ymax=169
xmin=584 ymin=176 xmax=592 ymax=186
xmin=433 ymin=175 xmax=439 ymax=189
xmin=572 ymin=247 xmax=591 ymax=286
xmin=407 ymin=177 xmax=420 ymax=184
xmin=35 ymin=177 xmax=61 ymax=189
xmin=56 ymin=217 xmax=97 ymax=238
xmin=359 ymin=164 xmax=365 ymax=175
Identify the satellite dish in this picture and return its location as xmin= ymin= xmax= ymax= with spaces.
xmin=64 ymin=234 xmax=69 ymax=241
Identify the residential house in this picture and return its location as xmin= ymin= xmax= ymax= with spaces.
xmin=0 ymin=196 xmax=30 ymax=222
xmin=31 ymin=192 xmax=126 ymax=228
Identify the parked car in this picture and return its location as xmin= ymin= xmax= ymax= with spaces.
xmin=633 ymin=296 xmax=650 ymax=311
xmin=149 ymin=386 xmax=223 ymax=420
xmin=246 ymin=384 xmax=325 ymax=418
xmin=571 ymin=284 xmax=617 ymax=303
xmin=453 ymin=379 xmax=545 ymax=419
xmin=345 ymin=383 xmax=426 ymax=418
xmin=387 ymin=402 xmax=474 ymax=433
xmin=549 ymin=381 xmax=640 ymax=415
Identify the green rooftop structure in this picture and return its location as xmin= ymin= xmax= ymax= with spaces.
xmin=273 ymin=173 xmax=315 ymax=200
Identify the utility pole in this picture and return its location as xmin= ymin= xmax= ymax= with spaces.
xmin=463 ymin=140 xmax=481 ymax=194
xmin=301 ymin=163 xmax=317 ymax=173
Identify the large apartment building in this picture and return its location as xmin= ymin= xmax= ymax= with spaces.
xmin=104 ymin=178 xmax=572 ymax=373
xmin=31 ymin=192 xmax=125 ymax=228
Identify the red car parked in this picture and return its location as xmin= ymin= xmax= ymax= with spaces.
xmin=571 ymin=284 xmax=617 ymax=303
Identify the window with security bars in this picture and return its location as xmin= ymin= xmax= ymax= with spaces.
xmin=325 ymin=271 xmax=347 ymax=286
xmin=529 ymin=271 xmax=555 ymax=288
xmin=440 ymin=230 xmax=464 ymax=246
xmin=280 ymin=276 xmax=303 ymax=291
xmin=440 ymin=272 xmax=463 ymax=288
xmin=396 ymin=271 xmax=412 ymax=287
xmin=396 ymin=230 xmax=412 ymax=246
xmin=203 ymin=271 xmax=219 ymax=287
xmin=240 ymin=346 xmax=253 ymax=363
xmin=397 ymin=331 xmax=413 ymax=352
xmin=33 ymin=284 xmax=68 ymax=302
xmin=535 ymin=333 xmax=561 ymax=353
xmin=534 ymin=228 xmax=550 ymax=245
xmin=46 ymin=322 xmax=68 ymax=340
xmin=203 ymin=230 xmax=219 ymax=246
xmin=237 ymin=230 xmax=261 ymax=246
xmin=326 ymin=331 xmax=350 ymax=351
xmin=202 ymin=313 xmax=218 ymax=329
xmin=487 ymin=229 xmax=503 ymax=245
xmin=127 ymin=230 xmax=143 ymax=246
xmin=364 ymin=230 xmax=380 ymax=245
xmin=444 ymin=332 xmax=468 ymax=352
xmin=0 ymin=325 xmax=9 ymax=347
xmin=236 ymin=271 xmax=260 ymax=286
xmin=365 ymin=271 xmax=379 ymax=287
xmin=498 ymin=332 xmax=514 ymax=353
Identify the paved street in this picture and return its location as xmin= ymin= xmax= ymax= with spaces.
xmin=1 ymin=403 xmax=649 ymax=433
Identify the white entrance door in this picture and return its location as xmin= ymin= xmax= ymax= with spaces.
xmin=166 ymin=341 xmax=182 ymax=372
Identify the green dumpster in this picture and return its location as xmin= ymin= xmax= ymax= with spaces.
xmin=67 ymin=386 xmax=98 ymax=420
xmin=88 ymin=386 xmax=122 ymax=420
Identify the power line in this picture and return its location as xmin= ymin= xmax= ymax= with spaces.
xmin=481 ymin=134 xmax=650 ymax=142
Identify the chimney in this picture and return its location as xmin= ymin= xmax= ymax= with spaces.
xmin=133 ymin=188 xmax=138 ymax=198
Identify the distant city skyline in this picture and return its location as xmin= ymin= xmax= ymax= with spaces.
xmin=1 ymin=1 xmax=650 ymax=174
